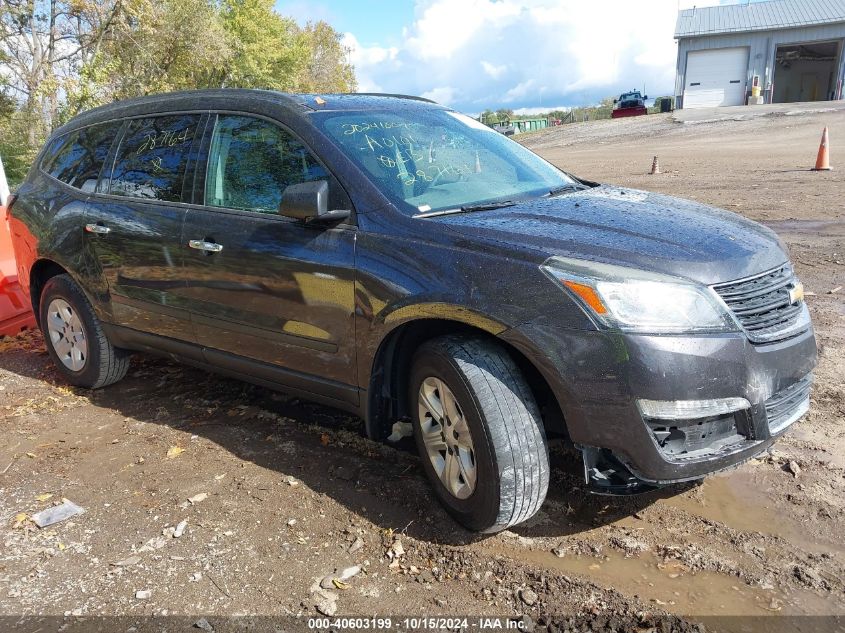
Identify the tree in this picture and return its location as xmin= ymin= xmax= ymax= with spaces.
xmin=480 ymin=109 xmax=498 ymax=124
xmin=217 ymin=0 xmax=306 ymax=90
xmin=296 ymin=21 xmax=356 ymax=93
xmin=0 ymin=0 xmax=358 ymax=185
xmin=495 ymin=108 xmax=513 ymax=121
xmin=0 ymin=0 xmax=123 ymax=143
xmin=66 ymin=0 xmax=231 ymax=111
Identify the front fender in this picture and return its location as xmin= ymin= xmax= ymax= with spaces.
xmin=379 ymin=300 xmax=509 ymax=335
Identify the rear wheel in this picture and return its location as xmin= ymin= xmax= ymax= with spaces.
xmin=409 ymin=336 xmax=549 ymax=533
xmin=39 ymin=274 xmax=130 ymax=388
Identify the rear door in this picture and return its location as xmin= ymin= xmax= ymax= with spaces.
xmin=182 ymin=113 xmax=358 ymax=403
xmin=86 ymin=113 xmax=205 ymax=341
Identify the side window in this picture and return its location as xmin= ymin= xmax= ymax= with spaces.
xmin=42 ymin=122 xmax=122 ymax=192
xmin=204 ymin=115 xmax=328 ymax=213
xmin=109 ymin=114 xmax=200 ymax=202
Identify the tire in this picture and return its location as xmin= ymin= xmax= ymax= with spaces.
xmin=39 ymin=274 xmax=130 ymax=389
xmin=409 ymin=335 xmax=549 ymax=533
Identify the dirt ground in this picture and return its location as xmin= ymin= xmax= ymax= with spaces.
xmin=1 ymin=107 xmax=844 ymax=633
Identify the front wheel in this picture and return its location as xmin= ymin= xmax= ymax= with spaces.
xmin=409 ymin=336 xmax=549 ymax=533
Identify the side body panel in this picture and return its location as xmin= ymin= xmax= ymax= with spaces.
xmin=179 ymin=108 xmax=362 ymax=404
xmin=84 ymin=197 xmax=191 ymax=340
xmin=9 ymin=172 xmax=91 ymax=314
xmin=181 ymin=206 xmax=358 ymax=398
xmin=351 ymin=207 xmax=596 ymax=396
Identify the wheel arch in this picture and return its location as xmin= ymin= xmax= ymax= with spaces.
xmin=28 ymin=259 xmax=71 ymax=328
xmin=365 ymin=317 xmax=567 ymax=443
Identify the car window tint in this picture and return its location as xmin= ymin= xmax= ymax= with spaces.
xmin=204 ymin=115 xmax=327 ymax=213
xmin=41 ymin=136 xmax=70 ymax=172
xmin=109 ymin=114 xmax=200 ymax=202
xmin=43 ymin=122 xmax=122 ymax=192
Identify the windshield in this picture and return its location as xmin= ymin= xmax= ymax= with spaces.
xmin=312 ymin=109 xmax=576 ymax=216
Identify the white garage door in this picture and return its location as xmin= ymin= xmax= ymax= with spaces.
xmin=684 ymin=47 xmax=749 ymax=108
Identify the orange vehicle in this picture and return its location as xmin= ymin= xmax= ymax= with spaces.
xmin=0 ymin=160 xmax=36 ymax=338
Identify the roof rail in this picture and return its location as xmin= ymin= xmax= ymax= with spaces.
xmin=353 ymin=93 xmax=437 ymax=103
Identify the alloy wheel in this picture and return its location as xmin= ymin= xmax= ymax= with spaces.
xmin=418 ymin=376 xmax=477 ymax=499
xmin=46 ymin=298 xmax=88 ymax=372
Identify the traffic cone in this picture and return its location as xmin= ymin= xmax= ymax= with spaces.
xmin=812 ymin=127 xmax=831 ymax=171
xmin=649 ymin=156 xmax=661 ymax=175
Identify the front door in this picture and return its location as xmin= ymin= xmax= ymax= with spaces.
xmin=182 ymin=114 xmax=358 ymax=403
xmin=86 ymin=113 xmax=204 ymax=341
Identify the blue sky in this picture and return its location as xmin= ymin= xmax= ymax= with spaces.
xmin=277 ymin=1 xmax=415 ymax=49
xmin=276 ymin=0 xmax=766 ymax=114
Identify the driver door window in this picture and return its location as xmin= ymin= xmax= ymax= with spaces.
xmin=204 ymin=115 xmax=327 ymax=213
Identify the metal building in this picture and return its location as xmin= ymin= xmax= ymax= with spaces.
xmin=674 ymin=0 xmax=845 ymax=109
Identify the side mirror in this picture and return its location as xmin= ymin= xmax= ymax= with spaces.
xmin=643 ymin=95 xmax=649 ymax=100
xmin=613 ymin=99 xmax=617 ymax=103
xmin=279 ymin=180 xmax=349 ymax=223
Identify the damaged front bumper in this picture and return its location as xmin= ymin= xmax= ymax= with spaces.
xmin=501 ymin=320 xmax=817 ymax=494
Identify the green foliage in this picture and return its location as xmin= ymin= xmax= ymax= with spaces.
xmin=0 ymin=0 xmax=358 ymax=186
xmin=568 ymin=97 xmax=616 ymax=123
xmin=495 ymin=108 xmax=513 ymax=121
xmin=0 ymin=111 xmax=40 ymax=187
xmin=480 ymin=109 xmax=498 ymax=124
xmin=478 ymin=96 xmax=621 ymax=127
xmin=296 ymin=21 xmax=357 ymax=93
xmin=218 ymin=0 xmax=304 ymax=90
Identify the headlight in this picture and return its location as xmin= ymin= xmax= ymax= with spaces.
xmin=540 ymin=256 xmax=739 ymax=334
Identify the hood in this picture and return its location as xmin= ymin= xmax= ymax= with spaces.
xmin=434 ymin=186 xmax=788 ymax=285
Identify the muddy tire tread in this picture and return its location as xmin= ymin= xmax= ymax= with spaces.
xmin=418 ymin=335 xmax=550 ymax=532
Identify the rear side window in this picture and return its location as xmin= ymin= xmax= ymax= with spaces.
xmin=109 ymin=114 xmax=200 ymax=202
xmin=204 ymin=115 xmax=327 ymax=213
xmin=42 ymin=122 xmax=122 ymax=192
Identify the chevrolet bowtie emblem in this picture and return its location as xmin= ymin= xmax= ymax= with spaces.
xmin=788 ymin=282 xmax=804 ymax=305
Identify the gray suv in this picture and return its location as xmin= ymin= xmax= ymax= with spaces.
xmin=9 ymin=90 xmax=816 ymax=532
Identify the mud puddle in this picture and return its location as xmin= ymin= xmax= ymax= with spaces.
xmin=491 ymin=545 xmax=837 ymax=631
xmin=518 ymin=548 xmax=770 ymax=616
xmin=665 ymin=471 xmax=845 ymax=556
xmin=664 ymin=472 xmax=795 ymax=538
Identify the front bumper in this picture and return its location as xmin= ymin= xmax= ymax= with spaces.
xmin=502 ymin=319 xmax=818 ymax=486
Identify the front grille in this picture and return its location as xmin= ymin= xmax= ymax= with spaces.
xmin=765 ymin=374 xmax=812 ymax=435
xmin=712 ymin=263 xmax=806 ymax=343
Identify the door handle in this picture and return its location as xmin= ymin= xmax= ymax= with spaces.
xmin=188 ymin=239 xmax=223 ymax=253
xmin=85 ymin=223 xmax=111 ymax=235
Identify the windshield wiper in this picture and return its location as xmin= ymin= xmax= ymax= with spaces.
xmin=546 ymin=184 xmax=586 ymax=197
xmin=459 ymin=200 xmax=517 ymax=212
xmin=413 ymin=200 xmax=517 ymax=218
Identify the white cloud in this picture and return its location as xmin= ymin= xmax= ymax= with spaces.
xmin=503 ymin=79 xmax=536 ymax=103
xmin=342 ymin=32 xmax=400 ymax=93
xmin=481 ymin=61 xmax=507 ymax=80
xmin=421 ymin=86 xmax=457 ymax=104
xmin=405 ymin=0 xmax=522 ymax=61
xmin=346 ymin=0 xmax=722 ymax=111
